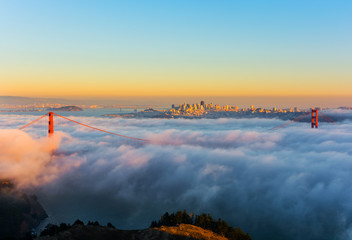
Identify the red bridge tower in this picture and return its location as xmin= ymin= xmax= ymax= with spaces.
xmin=48 ymin=112 xmax=54 ymax=136
xmin=311 ymin=109 xmax=318 ymax=128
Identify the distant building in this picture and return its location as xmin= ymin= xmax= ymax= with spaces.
xmin=201 ymin=101 xmax=205 ymax=107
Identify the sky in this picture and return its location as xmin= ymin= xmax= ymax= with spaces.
xmin=1 ymin=113 xmax=352 ymax=240
xmin=0 ymin=1 xmax=351 ymax=101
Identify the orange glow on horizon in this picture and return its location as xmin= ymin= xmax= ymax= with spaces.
xmin=1 ymin=66 xmax=351 ymax=98
xmin=2 ymin=81 xmax=352 ymax=98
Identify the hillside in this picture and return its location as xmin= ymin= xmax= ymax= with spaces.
xmin=157 ymin=224 xmax=228 ymax=240
xmin=0 ymin=184 xmax=251 ymax=240
xmin=48 ymin=106 xmax=83 ymax=111
xmin=0 ymin=181 xmax=48 ymax=239
xmin=36 ymin=223 xmax=229 ymax=240
xmin=36 ymin=211 xmax=251 ymax=240
xmin=151 ymin=211 xmax=251 ymax=240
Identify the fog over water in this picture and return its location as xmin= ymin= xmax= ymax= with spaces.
xmin=1 ymin=113 xmax=352 ymax=240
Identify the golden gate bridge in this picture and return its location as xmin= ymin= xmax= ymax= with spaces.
xmin=18 ymin=111 xmax=149 ymax=142
xmin=16 ymin=110 xmax=337 ymax=141
xmin=270 ymin=109 xmax=337 ymax=130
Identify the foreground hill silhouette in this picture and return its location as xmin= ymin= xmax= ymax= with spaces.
xmin=0 ymin=181 xmax=47 ymax=239
xmin=37 ymin=222 xmax=227 ymax=240
xmin=37 ymin=211 xmax=251 ymax=240
xmin=0 ymin=179 xmax=251 ymax=240
xmin=151 ymin=211 xmax=251 ymax=240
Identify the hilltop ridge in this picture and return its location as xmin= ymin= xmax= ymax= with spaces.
xmin=36 ymin=211 xmax=251 ymax=240
xmin=36 ymin=224 xmax=229 ymax=240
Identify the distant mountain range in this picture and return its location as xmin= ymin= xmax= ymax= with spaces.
xmin=0 ymin=96 xmax=69 ymax=105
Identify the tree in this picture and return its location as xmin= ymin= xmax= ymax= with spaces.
xmin=73 ymin=219 xmax=84 ymax=226
xmin=151 ymin=210 xmax=252 ymax=240
xmin=107 ymin=222 xmax=115 ymax=229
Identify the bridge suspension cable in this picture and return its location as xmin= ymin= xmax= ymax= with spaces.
xmin=16 ymin=110 xmax=338 ymax=138
xmin=271 ymin=112 xmax=311 ymax=130
xmin=319 ymin=112 xmax=338 ymax=125
xmin=271 ymin=110 xmax=338 ymax=130
xmin=18 ymin=113 xmax=48 ymax=130
xmin=53 ymin=113 xmax=148 ymax=142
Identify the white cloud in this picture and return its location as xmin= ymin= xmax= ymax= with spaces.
xmin=2 ymin=115 xmax=352 ymax=240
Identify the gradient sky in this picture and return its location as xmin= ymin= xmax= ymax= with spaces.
xmin=0 ymin=0 xmax=351 ymax=98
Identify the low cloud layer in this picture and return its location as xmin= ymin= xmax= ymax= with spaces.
xmin=0 ymin=129 xmax=81 ymax=188
xmin=1 ymin=114 xmax=352 ymax=240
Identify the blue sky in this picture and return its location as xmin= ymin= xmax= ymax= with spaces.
xmin=0 ymin=0 xmax=351 ymax=98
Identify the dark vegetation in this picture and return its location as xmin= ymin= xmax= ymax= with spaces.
xmin=0 ymin=180 xmax=47 ymax=240
xmin=150 ymin=210 xmax=252 ymax=240
xmin=0 ymin=181 xmax=252 ymax=240
xmin=39 ymin=220 xmax=115 ymax=237
xmin=39 ymin=211 xmax=251 ymax=240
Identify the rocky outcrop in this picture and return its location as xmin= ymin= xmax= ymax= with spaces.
xmin=0 ymin=182 xmax=47 ymax=239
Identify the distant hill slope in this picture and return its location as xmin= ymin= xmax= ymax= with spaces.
xmin=48 ymin=106 xmax=83 ymax=111
xmin=0 ymin=96 xmax=65 ymax=104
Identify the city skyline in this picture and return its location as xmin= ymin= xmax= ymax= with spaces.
xmin=2 ymin=94 xmax=352 ymax=109
xmin=1 ymin=1 xmax=351 ymax=100
xmin=1 ymin=95 xmax=352 ymax=109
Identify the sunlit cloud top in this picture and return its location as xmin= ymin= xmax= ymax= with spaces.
xmin=1 ymin=114 xmax=352 ymax=239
